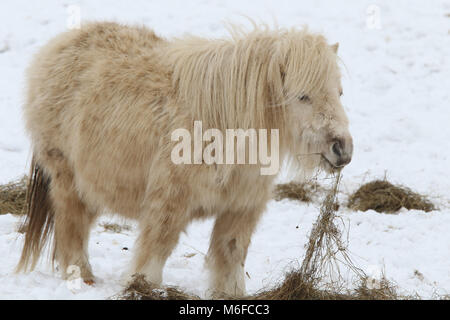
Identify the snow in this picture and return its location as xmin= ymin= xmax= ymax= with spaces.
xmin=0 ymin=0 xmax=449 ymax=299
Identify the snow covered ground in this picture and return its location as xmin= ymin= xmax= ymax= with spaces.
xmin=0 ymin=0 xmax=449 ymax=299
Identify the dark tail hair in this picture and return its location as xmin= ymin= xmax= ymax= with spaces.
xmin=16 ymin=157 xmax=54 ymax=272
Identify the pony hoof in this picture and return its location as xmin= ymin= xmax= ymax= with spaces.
xmin=84 ymin=279 xmax=95 ymax=286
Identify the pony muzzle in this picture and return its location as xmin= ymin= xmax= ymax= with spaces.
xmin=324 ymin=136 xmax=353 ymax=169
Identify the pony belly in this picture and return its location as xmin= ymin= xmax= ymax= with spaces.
xmin=74 ymin=162 xmax=148 ymax=219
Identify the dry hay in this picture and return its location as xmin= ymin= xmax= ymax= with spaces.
xmin=0 ymin=176 xmax=28 ymax=215
xmin=273 ymin=181 xmax=321 ymax=202
xmin=353 ymin=276 xmax=400 ymax=300
xmin=118 ymin=274 xmax=200 ymax=300
xmin=119 ymin=271 xmax=399 ymax=300
xmin=252 ymin=272 xmax=400 ymax=300
xmin=100 ymin=222 xmax=132 ymax=233
xmin=348 ymin=180 xmax=435 ymax=213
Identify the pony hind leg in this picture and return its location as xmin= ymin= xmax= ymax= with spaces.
xmin=46 ymin=152 xmax=98 ymax=284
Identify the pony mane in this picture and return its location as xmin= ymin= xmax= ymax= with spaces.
xmin=162 ymin=25 xmax=337 ymax=131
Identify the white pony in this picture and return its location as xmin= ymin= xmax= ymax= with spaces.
xmin=18 ymin=22 xmax=352 ymax=297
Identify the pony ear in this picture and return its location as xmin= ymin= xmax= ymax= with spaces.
xmin=331 ymin=42 xmax=339 ymax=53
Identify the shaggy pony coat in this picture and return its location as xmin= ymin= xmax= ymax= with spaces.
xmin=18 ymin=22 xmax=352 ymax=297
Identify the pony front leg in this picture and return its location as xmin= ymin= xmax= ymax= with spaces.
xmin=128 ymin=206 xmax=190 ymax=286
xmin=206 ymin=208 xmax=263 ymax=298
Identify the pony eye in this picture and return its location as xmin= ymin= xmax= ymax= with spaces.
xmin=298 ymin=95 xmax=310 ymax=102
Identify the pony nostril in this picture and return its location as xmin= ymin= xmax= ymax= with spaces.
xmin=332 ymin=141 xmax=342 ymax=157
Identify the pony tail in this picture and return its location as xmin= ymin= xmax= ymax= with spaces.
xmin=16 ymin=156 xmax=54 ymax=273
